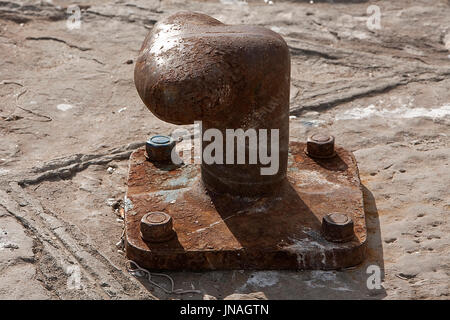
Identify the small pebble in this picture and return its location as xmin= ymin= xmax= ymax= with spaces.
xmin=3 ymin=243 xmax=19 ymax=249
xmin=396 ymin=272 xmax=417 ymax=280
xmin=384 ymin=237 xmax=397 ymax=244
xmin=19 ymin=200 xmax=28 ymax=207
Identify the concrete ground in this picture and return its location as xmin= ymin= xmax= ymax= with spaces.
xmin=0 ymin=0 xmax=449 ymax=299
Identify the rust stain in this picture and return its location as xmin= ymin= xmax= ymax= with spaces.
xmin=125 ymin=142 xmax=367 ymax=271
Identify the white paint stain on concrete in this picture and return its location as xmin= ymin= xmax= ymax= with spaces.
xmin=336 ymin=104 xmax=450 ymax=121
xmin=304 ymin=271 xmax=353 ymax=292
xmin=57 ymin=104 xmax=74 ymax=111
xmin=220 ymin=0 xmax=248 ymax=6
xmin=301 ymin=271 xmax=353 ymax=291
xmin=270 ymin=26 xmax=282 ymax=33
xmin=300 ymin=119 xmax=324 ymax=127
xmin=0 ymin=228 xmax=19 ymax=250
xmin=246 ymin=271 xmax=279 ymax=288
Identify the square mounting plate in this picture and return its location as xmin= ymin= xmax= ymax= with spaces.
xmin=125 ymin=142 xmax=367 ymax=270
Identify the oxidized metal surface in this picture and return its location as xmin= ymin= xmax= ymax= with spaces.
xmin=125 ymin=142 xmax=367 ymax=270
xmin=134 ymin=11 xmax=290 ymax=196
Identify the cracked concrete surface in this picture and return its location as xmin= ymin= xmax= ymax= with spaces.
xmin=0 ymin=0 xmax=449 ymax=299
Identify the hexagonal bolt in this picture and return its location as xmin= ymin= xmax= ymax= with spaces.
xmin=306 ymin=134 xmax=335 ymax=159
xmin=145 ymin=135 xmax=176 ymax=163
xmin=321 ymin=212 xmax=354 ymax=243
xmin=140 ymin=212 xmax=176 ymax=243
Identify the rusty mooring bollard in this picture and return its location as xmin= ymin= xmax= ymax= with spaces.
xmin=126 ymin=12 xmax=367 ymax=270
xmin=134 ymin=12 xmax=290 ymax=196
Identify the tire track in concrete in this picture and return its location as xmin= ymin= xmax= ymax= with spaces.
xmin=0 ymin=183 xmax=152 ymax=299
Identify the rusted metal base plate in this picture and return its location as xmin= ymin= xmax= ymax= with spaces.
xmin=125 ymin=142 xmax=367 ymax=270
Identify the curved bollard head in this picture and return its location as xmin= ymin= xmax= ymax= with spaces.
xmin=134 ymin=11 xmax=290 ymax=126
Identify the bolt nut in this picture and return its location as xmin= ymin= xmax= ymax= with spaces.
xmin=306 ymin=134 xmax=335 ymax=159
xmin=140 ymin=212 xmax=175 ymax=242
xmin=145 ymin=135 xmax=176 ymax=163
xmin=321 ymin=212 xmax=354 ymax=243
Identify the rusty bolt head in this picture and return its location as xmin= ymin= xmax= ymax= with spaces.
xmin=140 ymin=212 xmax=175 ymax=243
xmin=306 ymin=134 xmax=335 ymax=159
xmin=145 ymin=135 xmax=176 ymax=163
xmin=321 ymin=212 xmax=354 ymax=243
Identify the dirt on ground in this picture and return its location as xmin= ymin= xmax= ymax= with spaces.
xmin=0 ymin=0 xmax=449 ymax=300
